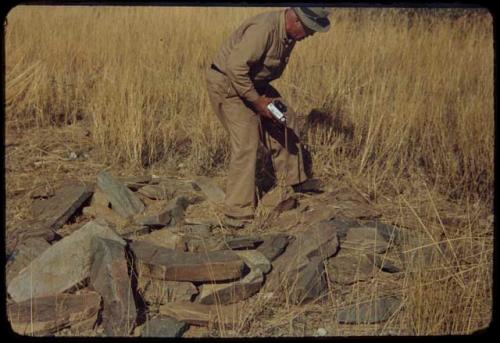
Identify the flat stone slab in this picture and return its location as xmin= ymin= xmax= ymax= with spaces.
xmin=30 ymin=181 xmax=93 ymax=230
xmin=97 ymin=170 xmax=145 ymax=218
xmin=185 ymin=236 xmax=224 ymax=253
xmin=289 ymin=257 xmax=327 ymax=305
xmin=197 ymin=268 xmax=264 ymax=305
xmin=265 ymin=222 xmax=339 ymax=292
xmin=138 ymin=278 xmax=198 ymax=304
xmin=134 ymin=229 xmax=187 ymax=251
xmin=8 ymin=291 xmax=101 ymax=336
xmin=337 ymin=296 xmax=402 ymax=324
xmin=138 ymin=179 xmax=201 ymax=202
xmin=7 ymin=220 xmax=125 ymax=303
xmin=135 ymin=209 xmax=172 ymax=227
xmin=140 ymin=316 xmax=188 ymax=337
xmin=192 ymin=176 xmax=225 ymax=204
xmin=367 ymin=253 xmax=402 ymax=273
xmin=224 ymin=236 xmax=263 ymax=250
xmin=256 ymin=233 xmax=290 ymax=262
xmin=326 ymin=249 xmax=377 ymax=285
xmin=341 ymin=226 xmax=389 ymax=254
xmin=130 ymin=240 xmax=246 ymax=282
xmin=6 ymin=237 xmax=51 ymax=286
xmin=234 ymin=250 xmax=271 ymax=274
xmin=117 ymin=175 xmax=152 ymax=191
xmin=90 ymin=237 xmax=136 ymax=336
xmin=159 ymin=302 xmax=244 ymax=327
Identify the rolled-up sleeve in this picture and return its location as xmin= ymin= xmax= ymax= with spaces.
xmin=225 ymin=24 xmax=272 ymax=103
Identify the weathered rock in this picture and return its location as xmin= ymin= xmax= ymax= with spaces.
xmin=234 ymin=250 xmax=272 ymax=274
xmin=134 ymin=229 xmax=187 ymax=251
xmin=197 ymin=268 xmax=264 ymax=305
xmin=224 ymin=236 xmax=263 ymax=250
xmin=299 ymin=206 xmax=337 ymax=225
xmin=173 ymin=224 xmax=212 ymax=238
xmin=192 ymin=176 xmax=225 ymax=204
xmin=158 ymin=302 xmax=243 ymax=327
xmin=185 ymin=236 xmax=224 ymax=253
xmin=326 ymin=250 xmax=377 ymax=285
xmin=140 ymin=316 xmax=188 ymax=337
xmin=30 ymin=182 xmax=93 ymax=230
xmin=117 ymin=175 xmax=152 ymax=191
xmin=134 ymin=209 xmax=172 ymax=227
xmin=138 ymin=278 xmax=198 ymax=304
xmin=367 ymin=254 xmax=402 ymax=273
xmin=7 ymin=291 xmax=101 ymax=336
xmin=118 ymin=225 xmax=152 ymax=239
xmin=138 ymin=179 xmax=201 ymax=203
xmin=337 ymin=296 xmax=402 ymax=324
xmin=289 ymin=257 xmax=327 ymax=305
xmin=6 ymin=237 xmax=51 ymax=286
xmin=130 ymin=240 xmax=246 ymax=282
xmin=97 ymin=170 xmax=145 ymax=218
xmin=341 ymin=226 xmax=389 ymax=254
xmin=83 ymin=203 xmax=129 ymax=228
xmin=89 ymin=237 xmax=136 ymax=336
xmin=284 ymin=221 xmax=340 ymax=261
xmin=165 ymin=196 xmax=190 ymax=226
xmin=7 ymin=220 xmax=125 ymax=303
xmin=265 ymin=222 xmax=339 ymax=292
xmin=257 ymin=233 xmax=290 ymax=261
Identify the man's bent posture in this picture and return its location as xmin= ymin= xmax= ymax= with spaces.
xmin=206 ymin=7 xmax=331 ymax=227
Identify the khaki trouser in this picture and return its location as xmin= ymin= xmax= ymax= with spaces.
xmin=205 ymin=67 xmax=307 ymax=218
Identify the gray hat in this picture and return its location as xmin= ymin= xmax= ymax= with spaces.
xmin=292 ymin=7 xmax=331 ymax=32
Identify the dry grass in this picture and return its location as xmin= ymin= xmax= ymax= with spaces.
xmin=5 ymin=5 xmax=493 ymax=337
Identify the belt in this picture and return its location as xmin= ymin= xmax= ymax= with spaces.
xmin=211 ymin=63 xmax=224 ymax=74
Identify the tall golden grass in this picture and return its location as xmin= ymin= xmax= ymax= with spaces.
xmin=5 ymin=6 xmax=493 ymax=336
xmin=5 ymin=6 xmax=493 ymax=203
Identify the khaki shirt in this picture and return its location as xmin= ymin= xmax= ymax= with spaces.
xmin=212 ymin=10 xmax=295 ymax=103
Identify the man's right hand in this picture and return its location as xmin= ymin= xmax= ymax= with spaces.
xmin=252 ymin=96 xmax=274 ymax=120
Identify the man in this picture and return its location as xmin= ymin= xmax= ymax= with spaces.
xmin=205 ymin=7 xmax=331 ymax=227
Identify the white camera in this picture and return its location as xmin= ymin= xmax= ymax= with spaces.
xmin=267 ymin=100 xmax=287 ymax=124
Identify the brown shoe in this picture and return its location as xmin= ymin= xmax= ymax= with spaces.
xmin=292 ymin=178 xmax=324 ymax=194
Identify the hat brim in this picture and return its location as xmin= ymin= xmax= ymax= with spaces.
xmin=294 ymin=8 xmax=330 ymax=32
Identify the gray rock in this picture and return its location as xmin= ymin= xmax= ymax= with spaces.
xmin=235 ymin=250 xmax=272 ymax=274
xmin=7 ymin=291 xmax=101 ymax=336
xmin=224 ymin=236 xmax=263 ymax=250
xmin=97 ymin=170 xmax=145 ymax=218
xmin=289 ymin=257 xmax=327 ymax=305
xmin=7 ymin=220 xmax=125 ymax=303
xmin=140 ymin=316 xmax=188 ymax=337
xmin=337 ymin=296 xmax=402 ymax=324
xmin=6 ymin=237 xmax=51 ymax=285
xmin=367 ymin=253 xmax=402 ymax=273
xmin=341 ymin=226 xmax=389 ymax=254
xmin=138 ymin=279 xmax=198 ymax=304
xmin=197 ymin=268 xmax=264 ymax=305
xmin=130 ymin=240 xmax=246 ymax=282
xmin=30 ymin=181 xmax=93 ymax=231
xmin=165 ymin=196 xmax=190 ymax=226
xmin=257 ymin=233 xmax=290 ymax=261
xmin=134 ymin=229 xmax=187 ymax=251
xmin=135 ymin=209 xmax=172 ymax=227
xmin=138 ymin=179 xmax=201 ymax=203
xmin=89 ymin=237 xmax=136 ymax=336
xmin=192 ymin=176 xmax=225 ymax=204
xmin=325 ymin=250 xmax=376 ymax=285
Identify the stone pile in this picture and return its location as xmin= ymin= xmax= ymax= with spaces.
xmin=6 ymin=171 xmax=437 ymax=337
